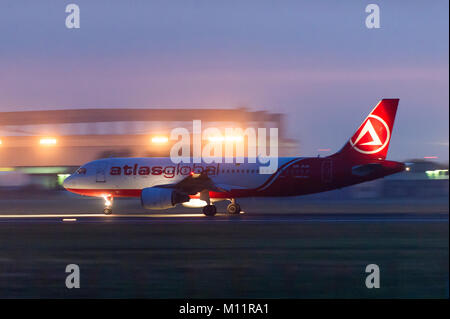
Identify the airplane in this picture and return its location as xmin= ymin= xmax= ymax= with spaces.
xmin=63 ymin=99 xmax=405 ymax=216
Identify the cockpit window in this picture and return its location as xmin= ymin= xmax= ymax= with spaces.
xmin=76 ymin=167 xmax=87 ymax=175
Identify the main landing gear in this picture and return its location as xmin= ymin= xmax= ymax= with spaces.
xmin=103 ymin=195 xmax=113 ymax=215
xmin=226 ymin=202 xmax=241 ymax=215
xmin=200 ymin=193 xmax=242 ymax=216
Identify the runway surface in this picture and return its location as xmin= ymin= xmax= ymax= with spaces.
xmin=0 ymin=212 xmax=447 ymax=224
xmin=0 ymin=204 xmax=448 ymax=298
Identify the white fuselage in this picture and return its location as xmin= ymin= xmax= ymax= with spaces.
xmin=63 ymin=157 xmax=302 ymax=197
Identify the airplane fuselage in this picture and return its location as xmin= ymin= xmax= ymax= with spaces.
xmin=63 ymin=156 xmax=405 ymax=199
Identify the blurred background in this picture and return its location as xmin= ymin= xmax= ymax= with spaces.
xmin=0 ymin=0 xmax=448 ymax=201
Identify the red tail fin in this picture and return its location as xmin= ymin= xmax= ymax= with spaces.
xmin=335 ymin=99 xmax=399 ymax=162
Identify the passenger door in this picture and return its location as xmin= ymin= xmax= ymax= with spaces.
xmin=96 ymin=162 xmax=106 ymax=183
xmin=321 ymin=160 xmax=333 ymax=184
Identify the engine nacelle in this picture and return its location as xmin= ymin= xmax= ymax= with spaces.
xmin=140 ymin=187 xmax=190 ymax=210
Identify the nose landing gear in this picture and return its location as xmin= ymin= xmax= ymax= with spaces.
xmin=202 ymin=205 xmax=217 ymax=216
xmin=200 ymin=190 xmax=217 ymax=216
xmin=103 ymin=195 xmax=113 ymax=215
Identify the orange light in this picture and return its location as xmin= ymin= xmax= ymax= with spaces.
xmin=0 ymin=139 xmax=2 ymax=145
xmin=151 ymin=136 xmax=169 ymax=144
xmin=102 ymin=195 xmax=112 ymax=207
xmin=208 ymin=136 xmax=224 ymax=143
xmin=182 ymin=198 xmax=208 ymax=208
xmin=226 ymin=136 xmax=243 ymax=142
xmin=208 ymin=136 xmax=243 ymax=143
xmin=39 ymin=138 xmax=57 ymax=145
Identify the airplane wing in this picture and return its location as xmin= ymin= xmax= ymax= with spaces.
xmin=156 ymin=172 xmax=233 ymax=195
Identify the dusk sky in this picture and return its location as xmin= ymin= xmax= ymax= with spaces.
xmin=0 ymin=1 xmax=448 ymax=161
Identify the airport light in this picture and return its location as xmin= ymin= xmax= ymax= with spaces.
xmin=39 ymin=138 xmax=57 ymax=146
xmin=102 ymin=195 xmax=112 ymax=207
xmin=57 ymin=174 xmax=71 ymax=186
xmin=425 ymin=169 xmax=448 ymax=179
xmin=151 ymin=136 xmax=169 ymax=144
xmin=207 ymin=135 xmax=243 ymax=143
xmin=208 ymin=136 xmax=225 ymax=143
xmin=225 ymin=136 xmax=243 ymax=142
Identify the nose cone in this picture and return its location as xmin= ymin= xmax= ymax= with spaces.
xmin=63 ymin=175 xmax=74 ymax=189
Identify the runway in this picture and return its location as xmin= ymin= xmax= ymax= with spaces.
xmin=0 ymin=207 xmax=448 ymax=298
xmin=0 ymin=212 xmax=447 ymax=224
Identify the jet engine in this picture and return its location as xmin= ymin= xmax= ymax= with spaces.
xmin=140 ymin=187 xmax=190 ymax=210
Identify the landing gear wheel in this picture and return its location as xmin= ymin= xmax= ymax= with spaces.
xmin=227 ymin=203 xmax=241 ymax=215
xmin=103 ymin=207 xmax=113 ymax=215
xmin=202 ymin=205 xmax=217 ymax=216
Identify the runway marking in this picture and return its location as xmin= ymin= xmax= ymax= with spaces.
xmin=0 ymin=213 xmax=447 ymax=224
xmin=0 ymin=214 xmax=106 ymax=218
xmin=0 ymin=213 xmax=207 ymax=218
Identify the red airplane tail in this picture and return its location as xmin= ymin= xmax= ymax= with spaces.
xmin=333 ymin=99 xmax=399 ymax=163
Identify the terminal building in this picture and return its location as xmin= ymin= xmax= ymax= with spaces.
xmin=0 ymin=107 xmax=298 ymax=189
xmin=0 ymin=107 xmax=297 ymax=167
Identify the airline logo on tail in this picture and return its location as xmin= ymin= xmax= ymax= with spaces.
xmin=339 ymin=98 xmax=399 ymax=161
xmin=350 ymin=114 xmax=390 ymax=154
